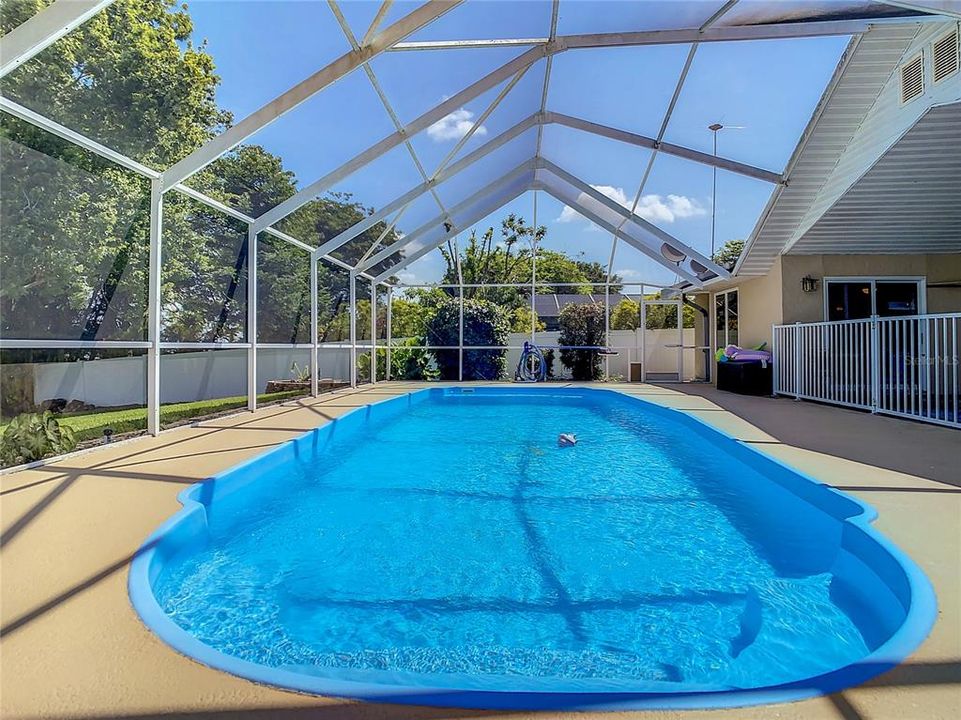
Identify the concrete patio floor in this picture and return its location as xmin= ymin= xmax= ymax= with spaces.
xmin=1 ymin=382 xmax=958 ymax=720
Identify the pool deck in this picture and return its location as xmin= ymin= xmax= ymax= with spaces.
xmin=1 ymin=382 xmax=958 ymax=720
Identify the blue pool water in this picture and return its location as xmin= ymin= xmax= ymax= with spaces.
xmin=131 ymin=388 xmax=936 ymax=710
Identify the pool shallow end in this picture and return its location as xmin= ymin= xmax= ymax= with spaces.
xmin=128 ymin=386 xmax=938 ymax=711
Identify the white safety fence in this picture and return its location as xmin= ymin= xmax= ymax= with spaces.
xmin=773 ymin=313 xmax=960 ymax=428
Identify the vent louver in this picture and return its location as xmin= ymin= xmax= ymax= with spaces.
xmin=933 ymin=28 xmax=959 ymax=84
xmin=900 ymin=52 xmax=924 ymax=103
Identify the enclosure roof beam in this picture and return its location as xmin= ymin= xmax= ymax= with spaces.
xmin=358 ymin=160 xmax=536 ymax=272
xmin=876 ymin=1 xmax=961 ymax=20
xmin=0 ymin=95 xmax=158 ymax=178
xmin=371 ymin=179 xmax=530 ymax=283
xmin=535 ymin=181 xmax=703 ymax=287
xmin=538 ymin=157 xmax=729 ymax=278
xmin=161 ymin=0 xmax=463 ymax=190
xmin=300 ymin=104 xmax=778 ymax=261
xmin=0 ymin=89 xmax=370 ymax=277
xmin=387 ymin=16 xmax=934 ymax=53
xmin=248 ymin=15 xmax=901 ymax=232
xmin=253 ymin=44 xmax=547 ymax=231
xmin=389 ymin=37 xmax=551 ymax=51
xmin=604 ymin=0 xmax=737 ymax=285
xmin=0 ymin=0 xmax=115 ymax=77
xmin=547 ymin=112 xmax=784 ymax=184
xmin=311 ymin=113 xmax=541 ymax=257
xmin=361 ymin=0 xmax=395 ymax=45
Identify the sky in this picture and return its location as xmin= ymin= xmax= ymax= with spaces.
xmin=184 ymin=0 xmax=851 ymax=286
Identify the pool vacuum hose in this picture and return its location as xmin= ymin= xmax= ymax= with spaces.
xmin=515 ymin=341 xmax=547 ymax=382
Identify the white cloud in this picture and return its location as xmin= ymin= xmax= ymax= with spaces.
xmin=556 ymin=185 xmax=705 ymax=225
xmin=426 ymin=108 xmax=488 ymax=142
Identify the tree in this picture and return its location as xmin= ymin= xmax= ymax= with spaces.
xmin=712 ymin=239 xmax=744 ymax=270
xmin=388 ymin=297 xmax=433 ymax=339
xmin=510 ymin=306 xmax=545 ymax=333
xmin=0 ymin=0 xmax=405 ymax=352
xmin=610 ymin=298 xmax=640 ymax=330
xmin=642 ymin=294 xmax=696 ymax=330
xmin=439 ymin=215 xmax=623 ymax=300
xmin=558 ymin=303 xmax=606 ymax=380
xmin=1 ymin=0 xmax=229 ymax=169
xmin=425 ymin=298 xmax=510 ymax=380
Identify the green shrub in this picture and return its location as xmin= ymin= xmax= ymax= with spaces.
xmin=0 ymin=411 xmax=78 ymax=465
xmin=558 ymin=302 xmax=606 ymax=380
xmin=357 ymin=339 xmax=438 ymax=382
xmin=426 ymin=298 xmax=510 ymax=380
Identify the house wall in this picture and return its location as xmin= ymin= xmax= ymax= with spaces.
xmin=780 ymin=254 xmax=961 ymax=323
xmin=736 ymin=257 xmax=785 ymax=349
xmin=712 ymin=253 xmax=960 ymax=368
xmin=791 ymin=22 xmax=961 ymax=246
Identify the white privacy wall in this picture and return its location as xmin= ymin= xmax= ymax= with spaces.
xmin=505 ymin=330 xmax=696 ymax=380
xmin=26 ymin=332 xmax=695 ymax=408
xmin=29 ymin=347 xmax=352 ymax=407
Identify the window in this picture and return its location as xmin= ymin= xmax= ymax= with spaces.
xmin=824 ymin=278 xmax=925 ymax=321
xmin=715 ymin=289 xmax=738 ymax=348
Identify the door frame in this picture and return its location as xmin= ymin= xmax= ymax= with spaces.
xmin=822 ymin=276 xmax=927 ymax=319
xmin=640 ymin=297 xmax=683 ymax=382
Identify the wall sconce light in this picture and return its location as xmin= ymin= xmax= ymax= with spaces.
xmin=801 ymin=275 xmax=819 ymax=293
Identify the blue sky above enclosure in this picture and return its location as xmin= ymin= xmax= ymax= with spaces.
xmin=8 ymin=0 xmax=941 ymax=284
xmin=177 ymin=0 xmax=853 ymax=284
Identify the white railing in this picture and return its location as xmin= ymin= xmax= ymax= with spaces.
xmin=773 ymin=313 xmax=960 ymax=429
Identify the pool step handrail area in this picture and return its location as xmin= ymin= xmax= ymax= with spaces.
xmin=772 ymin=313 xmax=960 ymax=429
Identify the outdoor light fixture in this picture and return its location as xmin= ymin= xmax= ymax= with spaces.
xmin=801 ymin=275 xmax=820 ymax=293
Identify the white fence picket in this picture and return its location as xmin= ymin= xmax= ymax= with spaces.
xmin=773 ymin=313 xmax=960 ymax=429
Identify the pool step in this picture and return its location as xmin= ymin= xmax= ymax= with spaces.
xmin=729 ymin=587 xmax=762 ymax=658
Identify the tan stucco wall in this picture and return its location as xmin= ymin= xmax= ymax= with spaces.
xmin=717 ymin=254 xmax=961 ymax=353
xmin=736 ymin=256 xmax=784 ymax=349
xmin=710 ymin=257 xmax=784 ymax=352
xmin=780 ymin=254 xmax=961 ymax=323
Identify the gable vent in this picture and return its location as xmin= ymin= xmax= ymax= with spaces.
xmin=932 ymin=28 xmax=959 ymax=83
xmin=900 ymin=52 xmax=924 ymax=103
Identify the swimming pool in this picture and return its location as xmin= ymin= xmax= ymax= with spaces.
xmin=129 ymin=387 xmax=936 ymax=710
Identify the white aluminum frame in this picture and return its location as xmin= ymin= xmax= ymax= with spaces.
xmin=0 ymin=0 xmax=115 ymax=77
xmin=773 ymin=313 xmax=960 ymax=428
xmin=822 ymin=276 xmax=928 ymax=320
xmin=3 ymin=0 xmax=950 ymax=437
xmin=713 ymin=288 xmax=739 ymax=350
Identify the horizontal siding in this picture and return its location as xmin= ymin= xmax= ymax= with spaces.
xmin=789 ymin=21 xmax=961 ymax=246
xmin=791 ymin=101 xmax=961 ymax=253
xmin=737 ymin=23 xmax=921 ymax=276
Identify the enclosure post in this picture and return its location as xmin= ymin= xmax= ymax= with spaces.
xmin=604 ymin=282 xmax=611 ymax=379
xmin=146 ymin=177 xmax=163 ymax=436
xmin=530 ymin=236 xmax=537 ymax=345
xmin=458 ymin=284 xmax=464 ymax=382
xmin=247 ymin=225 xmax=258 ymax=411
xmin=310 ymin=251 xmax=319 ymax=397
xmin=676 ymin=295 xmax=684 ymax=382
xmin=640 ymin=286 xmax=647 ymax=382
xmin=386 ymin=287 xmax=393 ymax=382
xmin=349 ymin=270 xmax=357 ymax=388
xmin=370 ymin=282 xmax=378 ymax=384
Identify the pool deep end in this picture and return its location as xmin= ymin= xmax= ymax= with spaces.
xmin=129 ymin=387 xmax=936 ymax=711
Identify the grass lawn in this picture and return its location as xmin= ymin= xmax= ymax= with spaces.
xmin=1 ymin=390 xmax=308 ymax=443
